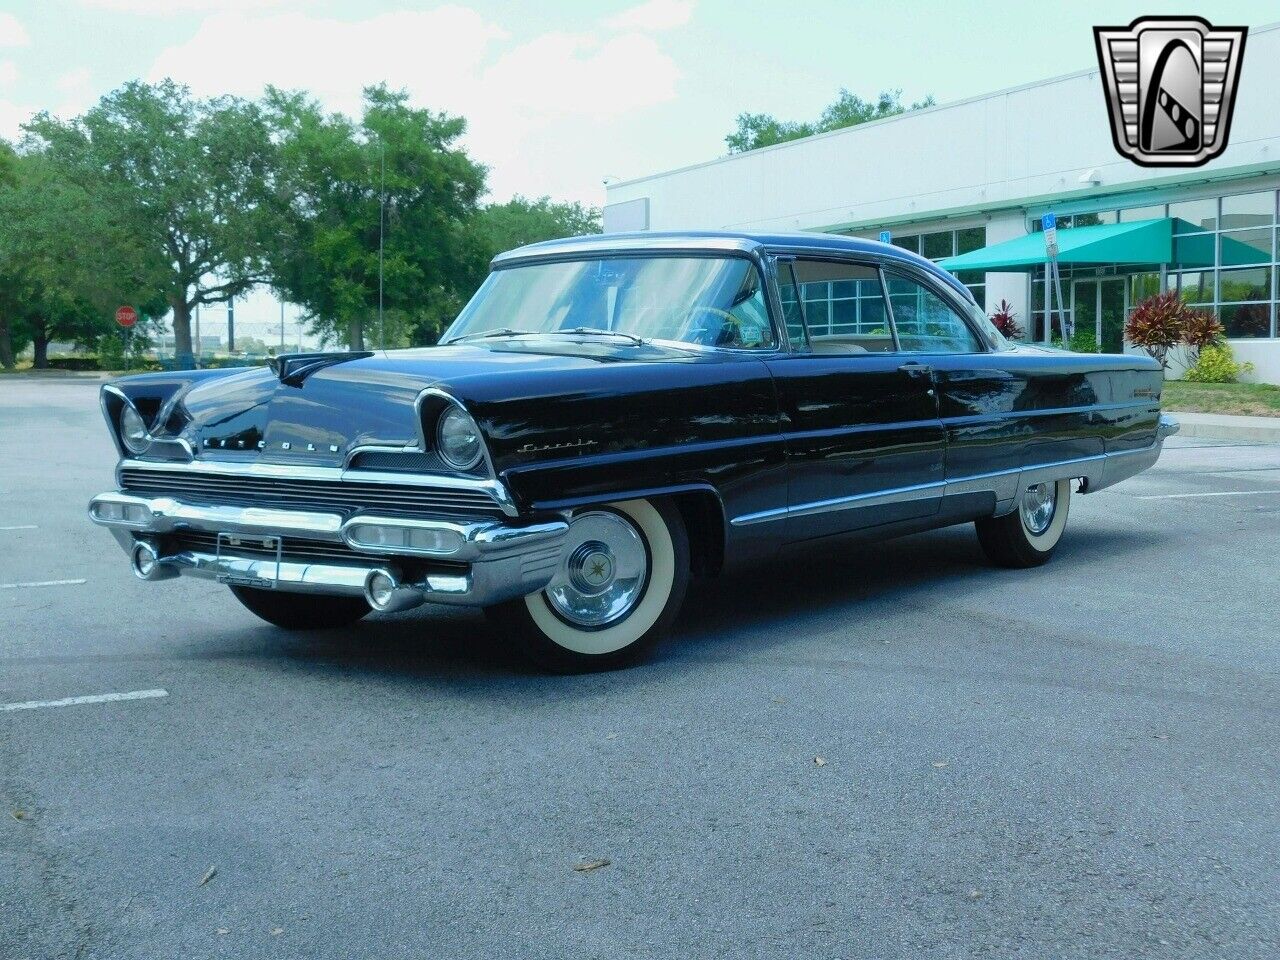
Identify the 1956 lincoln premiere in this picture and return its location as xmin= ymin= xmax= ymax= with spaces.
xmin=90 ymin=232 xmax=1178 ymax=671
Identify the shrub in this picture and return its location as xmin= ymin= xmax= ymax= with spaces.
xmin=1182 ymin=308 xmax=1224 ymax=364
xmin=46 ymin=356 xmax=102 ymax=371
xmin=1125 ymin=292 xmax=1191 ymax=370
xmin=1184 ymin=343 xmax=1254 ymax=383
xmin=988 ymin=299 xmax=1023 ymax=340
xmin=1053 ymin=328 xmax=1100 ymax=353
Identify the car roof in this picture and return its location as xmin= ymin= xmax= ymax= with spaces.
xmin=493 ymin=230 xmax=974 ymax=302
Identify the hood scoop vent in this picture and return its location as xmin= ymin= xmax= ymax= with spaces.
xmin=269 ymin=351 xmax=374 ymax=387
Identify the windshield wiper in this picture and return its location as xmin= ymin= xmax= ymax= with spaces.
xmin=448 ymin=327 xmax=649 ymax=347
xmin=544 ymin=327 xmax=647 ymax=346
xmin=447 ymin=328 xmax=538 ymax=343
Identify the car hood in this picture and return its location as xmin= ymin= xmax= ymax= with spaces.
xmin=165 ymin=343 xmax=720 ymax=468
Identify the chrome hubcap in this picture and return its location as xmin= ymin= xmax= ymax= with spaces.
xmin=544 ymin=511 xmax=648 ymax=629
xmin=1020 ymin=482 xmax=1057 ymax=535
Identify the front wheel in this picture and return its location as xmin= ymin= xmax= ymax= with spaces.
xmin=486 ymin=498 xmax=690 ymax=673
xmin=975 ymin=479 xmax=1072 ymax=568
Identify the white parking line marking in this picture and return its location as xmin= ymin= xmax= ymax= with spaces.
xmin=0 ymin=579 xmax=87 ymax=590
xmin=1 ymin=689 xmax=169 ymax=713
xmin=0 ymin=525 xmax=37 ymax=531
xmin=1135 ymin=490 xmax=1280 ymax=500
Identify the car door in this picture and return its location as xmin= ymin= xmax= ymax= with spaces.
xmin=885 ymin=268 xmax=1108 ymax=514
xmin=759 ymin=256 xmax=945 ymax=542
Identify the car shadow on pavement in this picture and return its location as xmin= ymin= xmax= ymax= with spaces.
xmin=234 ymin=521 xmax=1158 ymax=685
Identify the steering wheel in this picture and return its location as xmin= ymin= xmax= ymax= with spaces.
xmin=676 ymin=306 xmax=738 ymax=346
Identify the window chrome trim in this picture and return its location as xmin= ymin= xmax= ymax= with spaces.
xmin=492 ymin=235 xmax=763 ymax=267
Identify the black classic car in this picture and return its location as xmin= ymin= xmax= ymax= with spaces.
xmin=90 ymin=232 xmax=1178 ymax=670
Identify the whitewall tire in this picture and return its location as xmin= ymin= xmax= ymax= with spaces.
xmin=486 ymin=498 xmax=690 ymax=672
xmin=975 ymin=479 xmax=1072 ymax=568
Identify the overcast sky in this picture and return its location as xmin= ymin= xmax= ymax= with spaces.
xmin=4 ymin=0 xmax=1280 ymax=210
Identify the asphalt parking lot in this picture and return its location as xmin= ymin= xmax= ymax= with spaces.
xmin=2 ymin=379 xmax=1278 ymax=959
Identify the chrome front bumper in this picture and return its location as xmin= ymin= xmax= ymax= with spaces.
xmin=88 ymin=491 xmax=568 ymax=610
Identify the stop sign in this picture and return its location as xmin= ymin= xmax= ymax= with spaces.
xmin=115 ymin=306 xmax=138 ymax=328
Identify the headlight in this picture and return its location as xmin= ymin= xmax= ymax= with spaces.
xmin=119 ymin=405 xmax=150 ymax=454
xmin=436 ymin=406 xmax=483 ymax=470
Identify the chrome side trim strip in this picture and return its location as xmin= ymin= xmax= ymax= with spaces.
xmin=732 ymin=478 xmax=947 ymax=526
xmin=730 ymin=441 xmax=1166 ymax=527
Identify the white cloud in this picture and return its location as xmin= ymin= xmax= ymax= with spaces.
xmin=0 ymin=12 xmax=32 ymax=47
xmin=56 ymin=67 xmax=91 ymax=92
xmin=79 ymin=0 xmax=291 ymax=13
xmin=149 ymin=8 xmax=508 ymax=116
xmin=145 ymin=5 xmax=683 ymax=204
xmin=0 ymin=98 xmax=32 ymax=142
xmin=0 ymin=60 xmax=17 ymax=88
xmin=605 ymin=0 xmax=693 ymax=33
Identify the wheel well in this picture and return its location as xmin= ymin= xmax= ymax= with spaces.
xmin=671 ymin=490 xmax=725 ymax=578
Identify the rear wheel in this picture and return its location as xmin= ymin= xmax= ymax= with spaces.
xmin=230 ymin=586 xmax=371 ymax=630
xmin=975 ymin=479 xmax=1072 ymax=568
xmin=486 ymin=498 xmax=690 ymax=673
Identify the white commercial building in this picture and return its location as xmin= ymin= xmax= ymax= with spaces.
xmin=603 ymin=21 xmax=1280 ymax=382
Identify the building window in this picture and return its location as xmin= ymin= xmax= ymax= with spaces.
xmin=791 ymin=260 xmax=893 ymax=346
xmin=1028 ymin=190 xmax=1280 ymax=340
xmin=871 ymin=227 xmax=986 ymax=308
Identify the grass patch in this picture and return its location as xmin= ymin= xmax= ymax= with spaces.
xmin=1163 ymin=379 xmax=1280 ymax=417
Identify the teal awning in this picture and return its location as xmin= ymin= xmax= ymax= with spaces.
xmin=937 ymin=217 xmax=1268 ymax=273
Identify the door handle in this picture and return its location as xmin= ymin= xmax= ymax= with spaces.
xmin=898 ymin=362 xmax=936 ymax=397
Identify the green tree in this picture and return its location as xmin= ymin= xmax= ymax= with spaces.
xmin=0 ymin=149 xmax=165 ymax=367
xmin=725 ymin=88 xmax=936 ymax=153
xmin=25 ymin=80 xmax=278 ymax=360
xmin=476 ymin=195 xmax=600 ymax=256
xmin=0 ymin=140 xmax=15 ymax=185
xmin=265 ymin=84 xmax=488 ymax=349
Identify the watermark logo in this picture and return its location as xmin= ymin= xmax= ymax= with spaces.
xmin=1094 ymin=16 xmax=1247 ymax=167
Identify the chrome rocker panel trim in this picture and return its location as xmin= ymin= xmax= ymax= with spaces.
xmin=730 ymin=428 xmax=1176 ymax=527
xmin=88 ymin=491 xmax=569 ymax=608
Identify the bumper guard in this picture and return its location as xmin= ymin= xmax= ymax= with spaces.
xmin=88 ymin=492 xmax=568 ymax=610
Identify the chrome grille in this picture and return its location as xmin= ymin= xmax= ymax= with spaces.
xmin=119 ymin=467 xmax=504 ymax=517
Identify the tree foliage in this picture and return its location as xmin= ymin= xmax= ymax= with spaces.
xmin=476 ymin=195 xmax=600 ymax=255
xmin=725 ymin=88 xmax=936 ymax=154
xmin=0 ymin=149 xmax=166 ymax=367
xmin=2 ymin=80 xmax=603 ymax=363
xmin=24 ymin=80 xmax=278 ymax=360
xmin=265 ymin=85 xmax=489 ymax=349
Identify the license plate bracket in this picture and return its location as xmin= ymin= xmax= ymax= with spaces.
xmin=214 ymin=533 xmax=282 ymax=589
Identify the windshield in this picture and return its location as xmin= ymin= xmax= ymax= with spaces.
xmin=443 ymin=256 xmax=776 ymax=350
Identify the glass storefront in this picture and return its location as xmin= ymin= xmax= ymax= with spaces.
xmin=1029 ymin=189 xmax=1280 ymax=340
xmin=884 ymin=226 xmax=987 ymax=307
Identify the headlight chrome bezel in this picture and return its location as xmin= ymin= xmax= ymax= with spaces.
xmin=436 ymin=405 xmax=484 ymax=471
xmin=119 ymin=404 xmax=152 ymax=455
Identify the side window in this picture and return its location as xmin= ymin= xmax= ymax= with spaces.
xmin=791 ymin=260 xmax=895 ymax=354
xmin=775 ymin=262 xmax=808 ymax=346
xmin=885 ymin=271 xmax=984 ymax=354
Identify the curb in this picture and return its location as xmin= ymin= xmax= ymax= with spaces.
xmin=0 ymin=371 xmax=115 ymax=382
xmin=1167 ymin=411 xmax=1280 ymax=444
